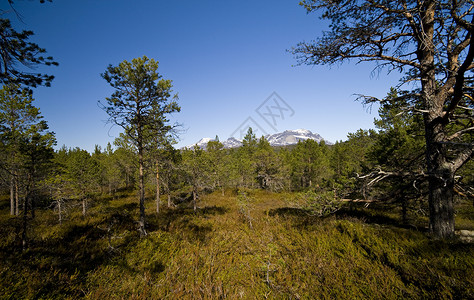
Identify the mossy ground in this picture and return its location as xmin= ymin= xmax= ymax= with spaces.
xmin=0 ymin=190 xmax=473 ymax=299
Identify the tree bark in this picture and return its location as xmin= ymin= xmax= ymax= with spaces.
xmin=193 ymin=185 xmax=197 ymax=212
xmin=422 ymin=67 xmax=456 ymax=238
xmin=428 ymin=171 xmax=455 ymax=238
xmin=31 ymin=192 xmax=35 ymax=219
xmin=165 ymin=178 xmax=172 ymax=208
xmin=82 ymin=198 xmax=87 ymax=216
xmin=22 ymin=179 xmax=30 ymax=250
xmin=156 ymin=161 xmax=160 ymax=214
xmin=15 ymin=178 xmax=19 ymax=216
xmin=138 ymin=143 xmax=147 ymax=236
xmin=10 ymin=176 xmax=14 ymax=215
xmin=58 ymin=199 xmax=63 ymax=225
xmin=426 ymin=125 xmax=455 ymax=238
xmin=418 ymin=1 xmax=455 ymax=239
xmin=22 ymin=195 xmax=28 ymax=250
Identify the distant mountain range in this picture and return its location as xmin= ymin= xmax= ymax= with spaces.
xmin=185 ymin=129 xmax=331 ymax=149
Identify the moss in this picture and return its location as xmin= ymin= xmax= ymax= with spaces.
xmin=0 ymin=190 xmax=472 ymax=299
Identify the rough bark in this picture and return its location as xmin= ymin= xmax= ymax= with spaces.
xmin=10 ymin=177 xmax=14 ymax=215
xmin=82 ymin=198 xmax=87 ymax=216
xmin=193 ymin=185 xmax=197 ymax=212
xmin=418 ymin=1 xmax=455 ymax=238
xmin=138 ymin=143 xmax=147 ymax=237
xmin=156 ymin=161 xmax=160 ymax=214
xmin=21 ymin=177 xmax=30 ymax=250
xmin=22 ymin=195 xmax=28 ymax=250
xmin=15 ymin=178 xmax=19 ymax=215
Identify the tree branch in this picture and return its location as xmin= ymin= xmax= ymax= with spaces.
xmin=446 ymin=126 xmax=474 ymax=141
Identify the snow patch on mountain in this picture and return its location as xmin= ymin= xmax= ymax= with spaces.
xmin=184 ymin=129 xmax=331 ymax=149
xmin=265 ymin=129 xmax=329 ymax=147
xmin=185 ymin=137 xmax=213 ymax=149
xmin=222 ymin=137 xmax=243 ymax=149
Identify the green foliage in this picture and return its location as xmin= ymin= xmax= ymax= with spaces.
xmin=0 ymin=83 xmax=55 ymax=219
xmin=242 ymin=127 xmax=257 ymax=150
xmin=293 ymin=0 xmax=474 ymax=238
xmin=100 ymin=56 xmax=181 ymax=235
xmin=0 ymin=190 xmax=472 ymax=299
xmin=290 ymin=139 xmax=333 ymax=190
xmin=290 ymin=190 xmax=341 ymax=217
xmin=329 ymin=129 xmax=377 ymax=196
xmin=361 ymin=90 xmax=428 ymax=223
xmin=0 ymin=18 xmax=57 ymax=88
xmin=100 ymin=56 xmax=180 ymax=145
xmin=255 ymin=137 xmax=283 ymax=190
xmin=237 ymin=190 xmax=254 ymax=228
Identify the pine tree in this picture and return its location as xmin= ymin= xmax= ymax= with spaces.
xmin=293 ymin=0 xmax=474 ymax=238
xmin=365 ymin=90 xmax=427 ymax=223
xmin=181 ymin=146 xmax=211 ymax=212
xmin=0 ymin=84 xmax=55 ymax=248
xmin=100 ymin=56 xmax=180 ymax=236
xmin=255 ymin=137 xmax=281 ymax=190
xmin=237 ymin=128 xmax=258 ymax=188
xmin=0 ymin=84 xmax=42 ymax=215
xmin=206 ymin=139 xmax=226 ymax=193
xmin=0 ymin=18 xmax=57 ymax=88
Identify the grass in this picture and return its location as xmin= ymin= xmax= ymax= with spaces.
xmin=0 ymin=190 xmax=473 ymax=299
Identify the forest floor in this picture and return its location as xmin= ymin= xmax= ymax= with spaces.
xmin=0 ymin=189 xmax=473 ymax=299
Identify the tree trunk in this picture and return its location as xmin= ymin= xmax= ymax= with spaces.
xmin=156 ymin=162 xmax=160 ymax=214
xmin=10 ymin=177 xmax=14 ymax=215
xmin=138 ymin=144 xmax=147 ymax=236
xmin=15 ymin=179 xmax=19 ymax=216
xmin=166 ymin=179 xmax=172 ymax=208
xmin=58 ymin=199 xmax=63 ymax=225
xmin=418 ymin=3 xmax=455 ymax=239
xmin=427 ymin=146 xmax=455 ymax=238
xmin=423 ymin=87 xmax=456 ymax=238
xmin=424 ymin=109 xmax=456 ymax=238
xmin=428 ymin=177 xmax=455 ymax=238
xmin=22 ymin=180 xmax=30 ymax=250
xmin=193 ymin=185 xmax=197 ymax=212
xmin=22 ymin=195 xmax=28 ymax=250
xmin=82 ymin=198 xmax=87 ymax=216
xmin=31 ymin=193 xmax=35 ymax=219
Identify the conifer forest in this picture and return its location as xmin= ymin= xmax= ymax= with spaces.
xmin=0 ymin=0 xmax=473 ymax=299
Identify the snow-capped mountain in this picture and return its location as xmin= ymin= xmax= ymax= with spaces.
xmin=192 ymin=137 xmax=214 ymax=149
xmin=265 ymin=129 xmax=329 ymax=147
xmin=184 ymin=129 xmax=330 ymax=149
xmin=222 ymin=137 xmax=243 ymax=149
xmin=184 ymin=137 xmax=241 ymax=149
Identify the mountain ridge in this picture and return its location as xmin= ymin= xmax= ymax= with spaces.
xmin=184 ymin=129 xmax=331 ymax=149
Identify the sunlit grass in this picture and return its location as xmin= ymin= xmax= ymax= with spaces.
xmin=0 ymin=190 xmax=472 ymax=299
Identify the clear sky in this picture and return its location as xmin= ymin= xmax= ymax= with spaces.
xmin=4 ymin=0 xmax=402 ymax=152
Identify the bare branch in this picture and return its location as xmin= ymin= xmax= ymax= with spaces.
xmin=447 ymin=126 xmax=474 ymax=140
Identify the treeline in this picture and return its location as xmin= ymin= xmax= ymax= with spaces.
xmin=1 ymin=80 xmax=473 ymax=244
xmin=0 ymin=1 xmax=473 ymax=242
xmin=0 ymin=121 xmax=375 ymax=219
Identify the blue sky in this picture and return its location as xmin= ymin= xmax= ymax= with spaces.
xmin=5 ymin=0 xmax=402 ymax=151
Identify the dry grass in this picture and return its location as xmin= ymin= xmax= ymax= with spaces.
xmin=0 ymin=190 xmax=473 ymax=299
